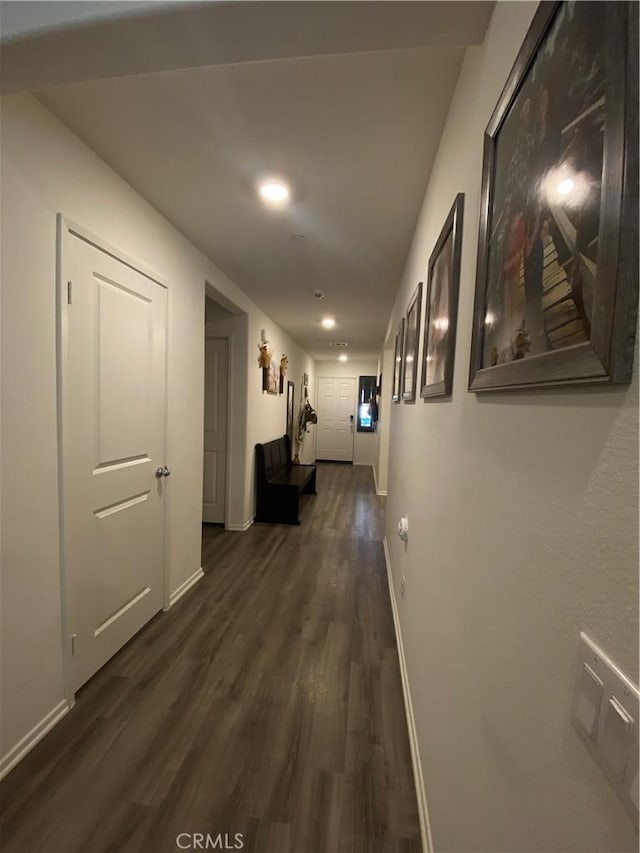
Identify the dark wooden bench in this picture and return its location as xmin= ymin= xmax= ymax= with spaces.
xmin=255 ymin=434 xmax=317 ymax=525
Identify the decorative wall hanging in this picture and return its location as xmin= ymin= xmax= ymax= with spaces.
xmin=392 ymin=318 xmax=405 ymax=403
xmin=262 ymin=362 xmax=279 ymax=394
xmin=402 ymin=282 xmax=422 ymax=402
xmin=257 ymin=341 xmax=272 ymax=369
xmin=469 ymin=1 xmax=638 ymax=392
xmin=279 ymin=354 xmax=288 ymax=395
xmin=421 ymin=194 xmax=464 ymax=398
xmin=294 ymin=390 xmax=317 ymax=462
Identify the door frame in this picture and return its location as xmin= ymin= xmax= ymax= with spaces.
xmin=203 ymin=333 xmax=231 ymax=527
xmin=314 ymin=374 xmax=357 ymax=462
xmin=56 ymin=215 xmax=170 ymax=705
xmin=204 ymin=280 xmax=248 ymax=531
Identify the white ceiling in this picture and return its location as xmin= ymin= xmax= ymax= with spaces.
xmin=27 ymin=2 xmax=493 ymax=359
xmin=2 ymin=2 xmax=493 ymax=93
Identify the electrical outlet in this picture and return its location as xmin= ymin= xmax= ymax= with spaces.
xmin=400 ymin=575 xmax=406 ymax=598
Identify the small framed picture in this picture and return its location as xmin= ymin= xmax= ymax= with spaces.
xmin=392 ymin=318 xmax=405 ymax=403
xmin=262 ymin=363 xmax=279 ymax=394
xmin=303 ymin=372 xmax=309 ymax=387
xmin=402 ymin=282 xmax=422 ymax=402
xmin=421 ymin=194 xmax=464 ymax=398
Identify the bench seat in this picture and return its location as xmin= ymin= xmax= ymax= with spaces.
xmin=255 ymin=435 xmax=317 ymax=525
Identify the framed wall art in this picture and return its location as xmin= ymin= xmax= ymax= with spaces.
xmin=286 ymin=381 xmax=295 ymax=451
xmin=262 ymin=362 xmax=279 ymax=394
xmin=402 ymin=282 xmax=422 ymax=402
xmin=469 ymin=1 xmax=638 ymax=392
xmin=421 ymin=193 xmax=464 ymax=398
xmin=392 ymin=317 xmax=405 ymax=403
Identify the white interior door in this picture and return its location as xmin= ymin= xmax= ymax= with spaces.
xmin=203 ymin=337 xmax=228 ymax=523
xmin=61 ymin=226 xmax=167 ymax=692
xmin=315 ymin=376 xmax=356 ymax=462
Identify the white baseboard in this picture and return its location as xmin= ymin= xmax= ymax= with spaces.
xmin=383 ymin=536 xmax=433 ymax=853
xmin=225 ymin=518 xmax=253 ymax=532
xmin=372 ymin=464 xmax=387 ymax=496
xmin=0 ymin=699 xmax=70 ymax=781
xmin=167 ymin=567 xmax=204 ymax=609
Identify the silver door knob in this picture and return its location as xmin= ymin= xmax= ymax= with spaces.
xmin=155 ymin=466 xmax=171 ymax=478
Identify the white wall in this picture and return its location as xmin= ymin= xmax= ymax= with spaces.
xmin=0 ymin=94 xmax=314 ymax=768
xmin=315 ymin=359 xmax=378 ymax=467
xmin=383 ymin=4 xmax=639 ymax=852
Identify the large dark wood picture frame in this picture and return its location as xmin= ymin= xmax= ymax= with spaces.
xmin=392 ymin=317 xmax=405 ymax=403
xmin=402 ymin=282 xmax=422 ymax=402
xmin=421 ymin=194 xmax=464 ymax=398
xmin=286 ymin=380 xmax=295 ymax=452
xmin=469 ymin=1 xmax=638 ymax=392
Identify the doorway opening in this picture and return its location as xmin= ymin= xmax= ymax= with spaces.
xmin=203 ymin=298 xmax=232 ymax=527
xmin=202 ymin=283 xmax=249 ymax=542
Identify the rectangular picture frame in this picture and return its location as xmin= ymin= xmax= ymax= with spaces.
xmin=262 ymin=362 xmax=279 ymax=394
xmin=402 ymin=282 xmax=423 ymax=402
xmin=421 ymin=193 xmax=464 ymax=398
xmin=392 ymin=317 xmax=405 ymax=403
xmin=286 ymin=380 xmax=295 ymax=452
xmin=469 ymin=1 xmax=638 ymax=392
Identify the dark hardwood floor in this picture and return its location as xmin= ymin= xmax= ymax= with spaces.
xmin=0 ymin=463 xmax=420 ymax=853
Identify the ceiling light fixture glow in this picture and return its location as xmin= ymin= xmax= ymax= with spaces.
xmin=321 ymin=317 xmax=336 ymax=329
xmin=258 ymin=179 xmax=290 ymax=205
xmin=556 ymin=177 xmax=575 ymax=197
xmin=338 ymin=354 xmax=348 ymax=362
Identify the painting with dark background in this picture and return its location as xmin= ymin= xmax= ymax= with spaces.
xmin=424 ymin=238 xmax=453 ymax=387
xmin=402 ymin=282 xmax=422 ymax=401
xmin=392 ymin=318 xmax=405 ymax=402
xmin=482 ymin=1 xmax=605 ymax=367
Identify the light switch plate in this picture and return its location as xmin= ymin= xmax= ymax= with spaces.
xmin=572 ymin=633 xmax=639 ymax=828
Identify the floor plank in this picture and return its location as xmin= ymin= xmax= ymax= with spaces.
xmin=0 ymin=463 xmax=420 ymax=853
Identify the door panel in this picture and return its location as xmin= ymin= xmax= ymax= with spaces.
xmin=315 ymin=376 xmax=356 ymax=461
xmin=62 ymin=229 xmax=167 ymax=692
xmin=203 ymin=337 xmax=228 ymax=523
xmin=96 ymin=276 xmax=152 ymax=463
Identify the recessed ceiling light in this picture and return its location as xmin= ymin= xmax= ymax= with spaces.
xmin=321 ymin=317 xmax=336 ymax=329
xmin=556 ymin=177 xmax=575 ymax=197
xmin=258 ymin=178 xmax=290 ymax=206
xmin=338 ymin=354 xmax=348 ymax=362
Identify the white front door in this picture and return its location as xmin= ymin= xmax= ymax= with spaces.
xmin=203 ymin=337 xmax=228 ymax=524
xmin=315 ymin=376 xmax=356 ymax=462
xmin=61 ymin=225 xmax=167 ymax=692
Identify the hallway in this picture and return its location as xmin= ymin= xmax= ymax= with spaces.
xmin=0 ymin=464 xmax=420 ymax=853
